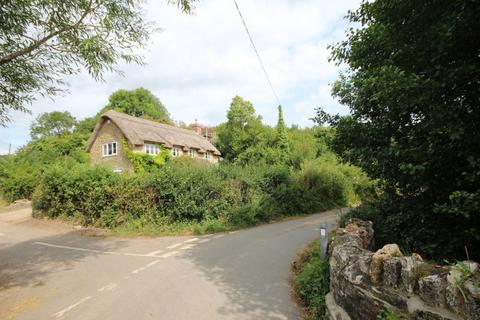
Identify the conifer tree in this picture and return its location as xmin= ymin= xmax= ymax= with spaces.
xmin=276 ymin=105 xmax=290 ymax=162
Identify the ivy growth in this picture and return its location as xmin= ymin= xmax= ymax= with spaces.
xmin=122 ymin=140 xmax=170 ymax=173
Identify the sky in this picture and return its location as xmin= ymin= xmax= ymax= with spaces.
xmin=0 ymin=0 xmax=361 ymax=154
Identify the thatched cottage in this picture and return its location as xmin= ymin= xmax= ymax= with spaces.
xmin=86 ymin=110 xmax=221 ymax=172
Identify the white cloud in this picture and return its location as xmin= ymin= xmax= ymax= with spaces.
xmin=0 ymin=0 xmax=361 ymax=154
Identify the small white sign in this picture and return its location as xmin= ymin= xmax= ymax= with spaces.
xmin=320 ymin=229 xmax=326 ymax=237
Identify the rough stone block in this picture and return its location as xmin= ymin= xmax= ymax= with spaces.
xmin=330 ymin=242 xmax=373 ymax=289
xmin=325 ymin=292 xmax=352 ymax=320
xmin=384 ymin=257 xmax=403 ymax=289
xmin=418 ymin=274 xmax=447 ymax=308
xmin=332 ymin=277 xmax=384 ymax=320
xmin=329 ymin=234 xmax=363 ymax=255
xmin=446 ymin=261 xmax=480 ymax=318
xmin=407 ymin=295 xmax=460 ymax=320
xmin=413 ymin=310 xmax=458 ymax=320
xmin=446 ymin=268 xmax=464 ymax=314
xmin=371 ymin=286 xmax=408 ymax=309
xmin=336 ymin=218 xmax=374 ymax=250
xmin=370 ymin=244 xmax=403 ymax=286
xmin=464 ymin=279 xmax=480 ymax=320
xmin=401 ymin=254 xmax=424 ymax=294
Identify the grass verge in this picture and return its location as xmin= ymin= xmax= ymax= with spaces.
xmin=110 ymin=209 xmax=343 ymax=237
xmin=110 ymin=218 xmax=232 ymax=237
xmin=291 ymin=239 xmax=330 ymax=320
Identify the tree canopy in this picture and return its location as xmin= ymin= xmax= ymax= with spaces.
xmin=216 ymin=96 xmax=266 ymax=163
xmin=216 ymin=95 xmax=332 ymax=167
xmin=0 ymin=0 xmax=196 ymax=126
xmin=319 ymin=0 xmax=480 ymax=260
xmin=30 ymin=111 xmax=77 ymax=140
xmin=98 ymin=88 xmax=172 ymax=124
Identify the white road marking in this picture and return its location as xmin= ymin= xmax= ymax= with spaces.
xmin=33 ymin=242 xmax=158 ymax=258
xmin=146 ymin=249 xmax=164 ymax=256
xmin=131 ymin=266 xmax=147 ymax=274
xmin=212 ymin=234 xmax=225 ymax=239
xmin=179 ymin=244 xmax=196 ymax=250
xmin=53 ymin=296 xmax=91 ymax=318
xmin=229 ymin=231 xmax=239 ymax=234
xmin=184 ymin=238 xmax=199 ymax=243
xmin=97 ymin=283 xmax=118 ymax=292
xmin=167 ymin=243 xmax=183 ymax=249
xmin=159 ymin=251 xmax=179 ymax=258
xmin=146 ymin=260 xmax=160 ymax=268
xmin=131 ymin=260 xmax=160 ymax=274
xmin=197 ymin=238 xmax=210 ymax=243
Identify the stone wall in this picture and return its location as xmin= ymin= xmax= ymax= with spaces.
xmin=89 ymin=119 xmax=134 ymax=172
xmin=326 ymin=219 xmax=480 ymax=320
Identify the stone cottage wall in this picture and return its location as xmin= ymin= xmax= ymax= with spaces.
xmin=326 ymin=219 xmax=480 ymax=320
xmin=90 ymin=120 xmax=134 ymax=172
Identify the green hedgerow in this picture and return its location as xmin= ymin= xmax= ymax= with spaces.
xmin=293 ymin=239 xmax=330 ymax=320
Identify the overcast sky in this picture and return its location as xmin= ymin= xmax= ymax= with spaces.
xmin=0 ymin=0 xmax=361 ymax=154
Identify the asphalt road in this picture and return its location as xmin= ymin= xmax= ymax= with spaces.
xmin=0 ymin=207 xmax=340 ymax=320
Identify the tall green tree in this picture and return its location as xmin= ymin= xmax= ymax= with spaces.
xmin=0 ymin=0 xmax=196 ymax=126
xmin=216 ymin=96 xmax=267 ymax=162
xmin=98 ymin=88 xmax=172 ymax=124
xmin=275 ymin=105 xmax=290 ymax=162
xmin=319 ymin=0 xmax=480 ymax=260
xmin=30 ymin=111 xmax=77 ymax=140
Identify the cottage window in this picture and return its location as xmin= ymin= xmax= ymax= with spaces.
xmin=102 ymin=141 xmax=117 ymax=156
xmin=145 ymin=143 xmax=160 ymax=155
xmin=172 ymin=147 xmax=181 ymax=157
xmin=189 ymin=149 xmax=196 ymax=158
xmin=204 ymin=152 xmax=211 ymax=160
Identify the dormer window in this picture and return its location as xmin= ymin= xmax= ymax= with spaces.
xmin=145 ymin=143 xmax=160 ymax=155
xmin=103 ymin=141 xmax=117 ymax=157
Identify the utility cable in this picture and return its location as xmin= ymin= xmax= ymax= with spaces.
xmin=233 ymin=0 xmax=282 ymax=106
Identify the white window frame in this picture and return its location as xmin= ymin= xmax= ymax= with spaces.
xmin=189 ymin=149 xmax=196 ymax=158
xmin=102 ymin=141 xmax=117 ymax=157
xmin=145 ymin=143 xmax=160 ymax=155
xmin=204 ymin=151 xmax=211 ymax=160
xmin=172 ymin=147 xmax=181 ymax=157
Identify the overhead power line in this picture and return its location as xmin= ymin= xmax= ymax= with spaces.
xmin=233 ymin=0 xmax=282 ymax=106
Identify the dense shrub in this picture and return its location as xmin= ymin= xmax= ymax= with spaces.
xmin=32 ymin=165 xmax=147 ymax=226
xmin=148 ymin=163 xmax=237 ymax=223
xmin=0 ymin=162 xmax=38 ymax=202
xmin=0 ymin=133 xmax=89 ymax=202
xmin=32 ymin=158 xmax=373 ymax=231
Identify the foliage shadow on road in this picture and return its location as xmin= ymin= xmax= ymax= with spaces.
xmin=0 ymin=232 xmax=130 ymax=292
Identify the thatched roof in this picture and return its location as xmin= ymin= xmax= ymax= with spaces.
xmin=86 ymin=110 xmax=221 ymax=155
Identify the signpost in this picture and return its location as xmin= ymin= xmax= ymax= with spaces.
xmin=319 ymin=222 xmax=329 ymax=257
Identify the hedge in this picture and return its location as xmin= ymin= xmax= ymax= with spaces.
xmin=32 ymin=160 xmax=373 ymax=229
